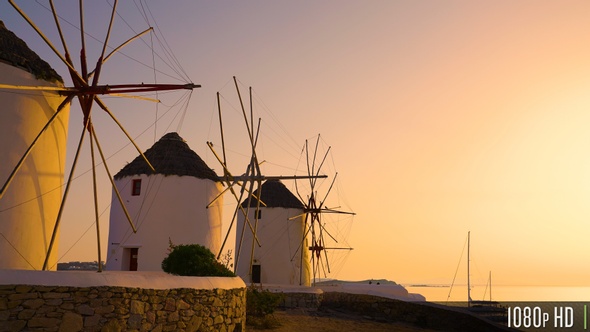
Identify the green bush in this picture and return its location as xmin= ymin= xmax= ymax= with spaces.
xmin=246 ymin=285 xmax=284 ymax=329
xmin=161 ymin=243 xmax=235 ymax=277
xmin=246 ymin=285 xmax=284 ymax=317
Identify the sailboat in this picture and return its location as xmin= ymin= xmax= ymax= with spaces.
xmin=470 ymin=271 xmax=495 ymax=307
xmin=465 ymin=232 xmax=505 ymax=319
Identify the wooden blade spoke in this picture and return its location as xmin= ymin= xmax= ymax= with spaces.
xmin=216 ymin=92 xmax=228 ymax=169
xmin=0 ymin=84 xmax=70 ymax=93
xmin=321 ymin=248 xmax=330 ymax=276
xmin=288 ymin=212 xmax=306 ymax=221
xmin=206 ymin=186 xmax=231 ymax=209
xmin=94 ymin=96 xmax=155 ymax=172
xmin=90 ymin=127 xmax=137 ymax=233
xmin=235 ymin=165 xmax=264 ymax=267
xmin=207 ymin=141 xmax=233 ymax=181
xmin=254 ymin=118 xmax=261 ymax=152
xmin=293 ymin=177 xmax=306 ymax=204
xmin=311 ymin=135 xmax=320 ymax=179
xmin=49 ymin=0 xmax=72 ymax=63
xmin=232 ymin=177 xmax=262 ymax=267
xmin=9 ymin=0 xmax=85 ymax=84
xmin=249 ymin=87 xmax=254 ymax=144
xmin=237 ymin=204 xmax=261 ymax=246
xmin=206 ymin=142 xmax=267 ymax=207
xmin=88 ymin=27 xmax=153 ymax=79
xmin=319 ymin=221 xmax=338 ymax=243
xmin=310 ymin=246 xmax=317 ymax=284
xmin=233 ymin=179 xmax=251 ymax=269
xmin=247 ymin=180 xmax=263 ymax=272
xmin=100 ymin=0 xmax=118 ymax=61
xmin=107 ymin=93 xmax=160 ymax=103
xmin=88 ymin=125 xmax=103 ymax=272
xmin=305 ymin=140 xmax=312 ymax=188
xmin=290 ymin=215 xmax=312 ymax=262
xmin=248 ymin=86 xmax=262 ymax=152
xmin=216 ymin=203 xmax=240 ymax=260
xmin=233 ymin=76 xmax=253 ymax=143
xmin=79 ymin=0 xmax=89 ymax=81
xmin=313 ymin=146 xmax=331 ymax=188
xmin=320 ymin=172 xmax=338 ymax=207
xmin=88 ymin=0 xmax=117 ymax=85
xmin=317 ymin=208 xmax=356 ymax=216
xmin=43 ymin=117 xmax=89 ymax=270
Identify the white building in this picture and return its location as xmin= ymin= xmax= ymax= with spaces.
xmin=106 ymin=132 xmax=223 ymax=271
xmin=236 ymin=180 xmax=311 ymax=286
xmin=0 ymin=21 xmax=70 ymax=270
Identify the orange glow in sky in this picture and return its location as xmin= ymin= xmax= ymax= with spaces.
xmin=2 ymin=1 xmax=590 ymax=297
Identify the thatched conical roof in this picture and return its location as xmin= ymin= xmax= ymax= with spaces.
xmin=241 ymin=179 xmax=303 ymax=209
xmin=0 ymin=20 xmax=63 ymax=83
xmin=114 ymin=132 xmax=219 ymax=181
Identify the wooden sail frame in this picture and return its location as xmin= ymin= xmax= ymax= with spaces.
xmin=1 ymin=0 xmax=200 ymax=271
xmin=208 ymin=78 xmax=354 ymax=285
xmin=291 ymin=136 xmax=355 ymax=285
xmin=208 ymin=77 xmax=331 ymax=279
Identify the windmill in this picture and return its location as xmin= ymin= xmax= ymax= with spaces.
xmin=292 ymin=135 xmax=355 ymax=285
xmin=207 ymin=77 xmax=354 ymax=286
xmin=0 ymin=1 xmax=198 ymax=271
xmin=206 ymin=77 xmax=322 ymax=273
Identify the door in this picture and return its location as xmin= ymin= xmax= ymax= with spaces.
xmin=129 ymin=248 xmax=138 ymax=271
xmin=252 ymin=264 xmax=261 ymax=283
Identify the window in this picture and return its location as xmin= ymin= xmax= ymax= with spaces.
xmin=132 ymin=179 xmax=142 ymax=196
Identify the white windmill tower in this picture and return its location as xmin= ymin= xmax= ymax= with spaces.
xmin=0 ymin=2 xmax=199 ymax=271
xmin=0 ymin=21 xmax=70 ymax=270
xmin=236 ymin=180 xmax=311 ymax=286
xmin=207 ymin=77 xmax=354 ymax=286
xmin=106 ymin=132 xmax=224 ymax=271
xmin=235 ymin=137 xmax=355 ymax=286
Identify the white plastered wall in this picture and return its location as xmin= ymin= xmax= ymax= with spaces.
xmin=0 ymin=62 xmax=70 ymax=270
xmin=236 ymin=207 xmax=311 ymax=286
xmin=106 ymin=174 xmax=223 ymax=271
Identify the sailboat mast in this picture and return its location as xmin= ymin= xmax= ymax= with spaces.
xmin=489 ymin=271 xmax=492 ymax=302
xmin=467 ymin=231 xmax=471 ymax=306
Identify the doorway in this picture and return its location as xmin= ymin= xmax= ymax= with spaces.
xmin=129 ymin=248 xmax=138 ymax=271
xmin=252 ymin=264 xmax=261 ymax=283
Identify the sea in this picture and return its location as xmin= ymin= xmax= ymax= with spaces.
xmin=404 ymin=284 xmax=590 ymax=302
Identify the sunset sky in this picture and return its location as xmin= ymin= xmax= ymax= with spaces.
xmin=2 ymin=1 xmax=590 ymax=296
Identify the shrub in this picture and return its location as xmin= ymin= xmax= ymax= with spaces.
xmin=161 ymin=243 xmax=235 ymax=277
xmin=246 ymin=285 xmax=284 ymax=329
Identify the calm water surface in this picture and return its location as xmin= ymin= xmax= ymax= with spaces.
xmin=405 ymin=285 xmax=590 ymax=302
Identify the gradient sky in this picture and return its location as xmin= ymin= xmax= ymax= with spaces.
xmin=2 ymin=1 xmax=590 ymax=294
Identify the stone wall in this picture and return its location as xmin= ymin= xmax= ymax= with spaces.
xmin=320 ymin=292 xmax=505 ymax=331
xmin=0 ymin=284 xmax=245 ymax=332
xmin=279 ymin=292 xmax=322 ymax=309
xmin=256 ymin=285 xmax=323 ymax=310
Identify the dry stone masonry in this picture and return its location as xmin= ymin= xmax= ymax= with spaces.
xmin=279 ymin=292 xmax=322 ymax=309
xmin=0 ymin=284 xmax=245 ymax=332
